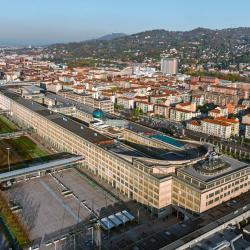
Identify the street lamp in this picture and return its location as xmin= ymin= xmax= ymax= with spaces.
xmin=137 ymin=208 xmax=140 ymax=224
xmin=105 ymin=193 xmax=107 ymax=208
xmin=73 ymin=234 xmax=76 ymax=250
xmin=6 ymin=147 xmax=10 ymax=172
xmin=107 ymin=220 xmax=110 ymax=239
xmin=123 ymin=214 xmax=126 ymax=231
xmin=88 ymin=226 xmax=94 ymax=246
xmin=77 ymin=199 xmax=81 ymax=224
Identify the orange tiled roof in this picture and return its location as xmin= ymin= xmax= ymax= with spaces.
xmin=202 ymin=118 xmax=231 ymax=127
xmin=216 ymin=117 xmax=239 ymax=124
xmin=188 ymin=120 xmax=200 ymax=126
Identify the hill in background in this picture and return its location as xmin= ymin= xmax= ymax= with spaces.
xmin=46 ymin=27 xmax=250 ymax=66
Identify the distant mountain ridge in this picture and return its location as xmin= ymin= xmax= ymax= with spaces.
xmin=96 ymin=33 xmax=126 ymax=41
xmin=47 ymin=27 xmax=250 ymax=65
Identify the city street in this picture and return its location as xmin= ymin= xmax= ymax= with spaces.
xmin=185 ymin=129 xmax=250 ymax=158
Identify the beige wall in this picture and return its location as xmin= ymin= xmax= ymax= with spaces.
xmin=200 ymin=174 xmax=249 ymax=212
xmin=172 ymin=178 xmax=201 ymax=213
xmin=1 ymin=91 xmax=248 ymax=215
xmin=0 ymin=92 xmax=170 ymax=212
xmin=172 ymin=168 xmax=250 ymax=213
xmin=159 ymin=178 xmax=172 ymax=208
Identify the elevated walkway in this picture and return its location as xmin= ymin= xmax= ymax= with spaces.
xmin=0 ymin=128 xmax=34 ymax=140
xmin=0 ymin=155 xmax=84 ymax=182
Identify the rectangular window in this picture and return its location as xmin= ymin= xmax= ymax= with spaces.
xmin=209 ymin=193 xmax=214 ymax=198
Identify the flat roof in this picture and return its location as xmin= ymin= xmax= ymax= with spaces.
xmin=0 ymin=88 xmax=113 ymax=145
xmin=243 ymin=224 xmax=250 ymax=234
xmin=190 ymin=228 xmax=250 ymax=250
xmin=101 ymin=143 xmax=147 ymax=163
xmin=51 ymin=116 xmax=112 ymax=144
xmin=162 ymin=204 xmax=250 ymax=250
xmin=46 ymin=92 xmax=95 ymax=115
xmin=23 ymin=85 xmax=42 ymax=93
xmin=47 ymin=92 xmax=158 ymax=137
xmin=127 ymin=122 xmax=155 ymax=134
xmin=178 ymin=155 xmax=249 ymax=182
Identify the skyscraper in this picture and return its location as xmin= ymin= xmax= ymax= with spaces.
xmin=161 ymin=57 xmax=178 ymax=75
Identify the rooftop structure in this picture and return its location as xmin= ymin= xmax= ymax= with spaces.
xmin=1 ymin=88 xmax=113 ymax=145
xmin=179 ymin=153 xmax=248 ymax=183
xmin=92 ymin=108 xmax=104 ymax=119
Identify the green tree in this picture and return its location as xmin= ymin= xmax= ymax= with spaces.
xmin=132 ymin=108 xmax=141 ymax=117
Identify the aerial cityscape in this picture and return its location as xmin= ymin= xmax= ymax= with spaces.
xmin=0 ymin=1 xmax=250 ymax=250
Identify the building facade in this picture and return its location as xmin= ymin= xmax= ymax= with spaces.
xmin=161 ymin=58 xmax=178 ymax=75
xmin=0 ymin=87 xmax=249 ymax=218
xmin=172 ymin=156 xmax=250 ymax=213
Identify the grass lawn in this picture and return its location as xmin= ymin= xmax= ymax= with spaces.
xmin=11 ymin=136 xmax=47 ymax=159
xmin=0 ymin=191 xmax=30 ymax=248
xmin=0 ymin=116 xmax=17 ymax=133
xmin=0 ymin=136 xmax=49 ymax=172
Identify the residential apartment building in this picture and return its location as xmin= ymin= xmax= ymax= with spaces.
xmin=154 ymin=104 xmax=170 ymax=118
xmin=245 ymin=124 xmax=250 ymax=139
xmin=116 ymin=96 xmax=134 ymax=109
xmin=169 ymin=108 xmax=200 ymax=122
xmin=186 ymin=120 xmax=201 ymax=133
xmin=58 ymin=91 xmax=114 ymax=113
xmin=216 ymin=117 xmax=239 ymax=136
xmin=208 ymin=107 xmax=228 ymax=118
xmin=135 ymin=101 xmax=154 ymax=113
xmin=242 ymin=114 xmax=250 ymax=139
xmin=192 ymin=94 xmax=205 ymax=106
xmin=201 ymin=119 xmax=232 ymax=139
xmin=187 ymin=117 xmax=239 ymax=139
xmin=175 ymin=102 xmax=196 ymax=112
xmin=204 ymin=86 xmax=247 ymax=106
xmin=161 ymin=58 xmax=178 ymax=75
xmin=242 ymin=114 xmax=250 ymax=125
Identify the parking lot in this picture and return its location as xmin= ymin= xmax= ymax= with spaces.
xmin=4 ymin=168 xmax=117 ymax=244
xmin=53 ymin=168 xmax=117 ymax=216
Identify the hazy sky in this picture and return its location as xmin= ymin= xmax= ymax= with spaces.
xmin=1 ymin=0 xmax=250 ymax=44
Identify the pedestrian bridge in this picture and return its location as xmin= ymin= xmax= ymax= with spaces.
xmin=0 ymin=128 xmax=34 ymax=140
xmin=0 ymin=155 xmax=84 ymax=182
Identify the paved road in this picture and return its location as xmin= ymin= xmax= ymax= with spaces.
xmin=185 ymin=129 xmax=250 ymax=154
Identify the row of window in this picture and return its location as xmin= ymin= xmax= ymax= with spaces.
xmin=206 ymin=177 xmax=249 ymax=199
xmin=206 ymin=182 xmax=248 ymax=206
xmin=6 ymin=95 xmax=170 ymax=210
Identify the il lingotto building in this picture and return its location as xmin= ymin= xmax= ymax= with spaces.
xmin=0 ymin=86 xmax=249 ymax=216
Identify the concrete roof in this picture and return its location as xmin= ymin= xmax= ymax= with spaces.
xmin=0 ymin=88 xmax=113 ymax=145
xmin=46 ymin=92 xmax=95 ymax=115
xmin=178 ymin=155 xmax=249 ymax=183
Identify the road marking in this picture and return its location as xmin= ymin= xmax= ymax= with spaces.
xmin=39 ymin=180 xmax=79 ymax=222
